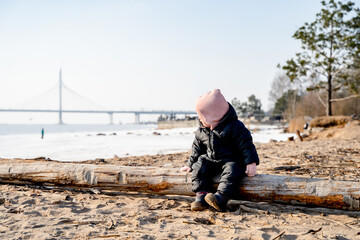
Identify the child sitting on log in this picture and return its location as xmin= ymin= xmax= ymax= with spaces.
xmin=181 ymin=89 xmax=259 ymax=212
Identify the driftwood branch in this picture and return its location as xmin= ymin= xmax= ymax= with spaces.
xmin=330 ymin=94 xmax=360 ymax=102
xmin=317 ymin=94 xmax=327 ymax=108
xmin=0 ymin=159 xmax=360 ymax=211
xmin=296 ymin=130 xmax=303 ymax=142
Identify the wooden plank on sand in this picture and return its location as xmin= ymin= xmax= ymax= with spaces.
xmin=0 ymin=158 xmax=359 ymax=211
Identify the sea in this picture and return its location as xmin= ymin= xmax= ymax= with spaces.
xmin=0 ymin=123 xmax=295 ymax=161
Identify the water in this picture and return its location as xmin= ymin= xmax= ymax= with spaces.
xmin=0 ymin=124 xmax=294 ymax=161
xmin=0 ymin=124 xmax=153 ymax=135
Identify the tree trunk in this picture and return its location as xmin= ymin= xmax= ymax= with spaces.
xmin=327 ymin=74 xmax=333 ymax=116
xmin=1 ymin=159 xmax=359 ymax=211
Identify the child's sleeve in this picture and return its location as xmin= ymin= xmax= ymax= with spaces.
xmin=186 ymin=135 xmax=205 ymax=168
xmin=231 ymin=122 xmax=260 ymax=165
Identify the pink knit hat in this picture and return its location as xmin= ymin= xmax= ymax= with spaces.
xmin=196 ymin=89 xmax=229 ymax=130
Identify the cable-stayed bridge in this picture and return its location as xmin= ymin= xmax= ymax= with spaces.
xmin=0 ymin=70 xmax=196 ymax=124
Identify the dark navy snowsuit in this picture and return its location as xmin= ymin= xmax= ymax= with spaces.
xmin=187 ymin=104 xmax=260 ymax=198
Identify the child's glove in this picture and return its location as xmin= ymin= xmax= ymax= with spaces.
xmin=245 ymin=163 xmax=257 ymax=177
xmin=180 ymin=166 xmax=192 ymax=173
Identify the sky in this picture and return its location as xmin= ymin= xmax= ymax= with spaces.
xmin=0 ymin=0 xmax=325 ymax=123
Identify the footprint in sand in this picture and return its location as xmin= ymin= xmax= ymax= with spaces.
xmin=148 ymin=199 xmax=181 ymax=210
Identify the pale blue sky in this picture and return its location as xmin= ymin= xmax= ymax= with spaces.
xmin=0 ymin=0 xmax=323 ymax=113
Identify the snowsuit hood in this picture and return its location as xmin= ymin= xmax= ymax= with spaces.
xmin=196 ymin=89 xmax=229 ymax=130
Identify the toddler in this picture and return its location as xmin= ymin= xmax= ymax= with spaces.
xmin=181 ymin=89 xmax=259 ymax=211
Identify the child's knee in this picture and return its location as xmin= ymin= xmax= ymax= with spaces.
xmin=190 ymin=160 xmax=205 ymax=181
xmin=222 ymin=162 xmax=245 ymax=178
xmin=218 ymin=162 xmax=246 ymax=198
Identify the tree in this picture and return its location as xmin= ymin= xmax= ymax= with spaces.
xmin=231 ymin=98 xmax=247 ymax=115
xmin=281 ymin=0 xmax=360 ymax=116
xmin=273 ymin=90 xmax=299 ymax=116
xmin=335 ymin=55 xmax=360 ymax=100
xmin=232 ymin=95 xmax=264 ymax=120
xmin=247 ymin=95 xmax=264 ymax=115
xmin=269 ymin=72 xmax=292 ymax=107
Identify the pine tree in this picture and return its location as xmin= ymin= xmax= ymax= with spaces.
xmin=281 ymin=0 xmax=360 ymax=116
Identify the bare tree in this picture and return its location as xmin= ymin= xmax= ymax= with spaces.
xmin=268 ymin=72 xmax=291 ymax=107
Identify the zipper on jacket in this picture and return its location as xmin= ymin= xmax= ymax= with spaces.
xmin=209 ymin=131 xmax=215 ymax=159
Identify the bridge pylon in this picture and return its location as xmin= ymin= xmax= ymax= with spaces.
xmin=108 ymin=112 xmax=114 ymax=125
xmin=58 ymin=68 xmax=63 ymax=125
xmin=135 ymin=113 xmax=140 ymax=124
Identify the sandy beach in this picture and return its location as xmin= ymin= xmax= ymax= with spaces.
xmin=1 ymin=120 xmax=360 ymax=239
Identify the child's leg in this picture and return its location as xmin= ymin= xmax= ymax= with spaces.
xmin=190 ymin=157 xmax=217 ymax=194
xmin=217 ymin=161 xmax=245 ymax=199
xmin=190 ymin=157 xmax=217 ymax=211
xmin=205 ymin=161 xmax=244 ymax=211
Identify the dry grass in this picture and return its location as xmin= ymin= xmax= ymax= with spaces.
xmin=309 ymin=116 xmax=351 ymax=128
xmin=288 ymin=117 xmax=307 ymax=133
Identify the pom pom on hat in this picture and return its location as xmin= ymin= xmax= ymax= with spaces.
xmin=196 ymin=89 xmax=229 ymax=130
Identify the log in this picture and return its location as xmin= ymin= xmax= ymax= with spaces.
xmin=0 ymin=159 xmax=359 ymax=211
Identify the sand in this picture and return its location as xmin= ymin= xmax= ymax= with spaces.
xmin=1 ymin=120 xmax=360 ymax=240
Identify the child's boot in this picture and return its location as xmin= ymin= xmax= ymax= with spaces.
xmin=191 ymin=192 xmax=208 ymax=211
xmin=204 ymin=192 xmax=229 ymax=212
